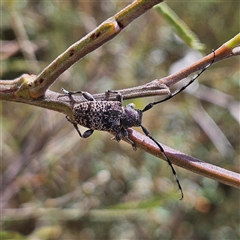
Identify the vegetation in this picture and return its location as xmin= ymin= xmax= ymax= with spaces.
xmin=1 ymin=1 xmax=239 ymax=239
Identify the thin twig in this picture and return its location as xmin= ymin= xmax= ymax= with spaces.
xmin=29 ymin=0 xmax=164 ymax=98
xmin=1 ymin=3 xmax=239 ymax=195
xmin=159 ymin=45 xmax=240 ymax=87
xmin=10 ymin=10 xmax=40 ymax=73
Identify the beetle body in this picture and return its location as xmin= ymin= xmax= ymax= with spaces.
xmin=63 ymin=90 xmax=143 ymax=148
xmin=73 ymin=100 xmax=142 ymax=134
xmin=62 ymin=51 xmax=216 ymax=200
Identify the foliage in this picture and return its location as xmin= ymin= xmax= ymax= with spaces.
xmin=1 ymin=1 xmax=239 ymax=239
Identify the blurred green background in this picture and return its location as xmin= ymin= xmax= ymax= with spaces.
xmin=1 ymin=1 xmax=239 ymax=239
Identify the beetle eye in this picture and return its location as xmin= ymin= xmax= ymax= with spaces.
xmin=127 ymin=103 xmax=135 ymax=109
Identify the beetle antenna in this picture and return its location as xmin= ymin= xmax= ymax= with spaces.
xmin=142 ymin=50 xmax=215 ymax=112
xmin=140 ymin=124 xmax=184 ymax=200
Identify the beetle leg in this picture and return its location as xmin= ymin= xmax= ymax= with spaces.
xmin=61 ymin=88 xmax=82 ymax=96
xmin=105 ymin=90 xmax=123 ymax=103
xmin=114 ymin=131 xmax=122 ymax=142
xmin=66 ymin=116 xmax=94 ymax=139
xmin=82 ymin=129 xmax=94 ymax=138
xmin=66 ymin=116 xmax=83 ymax=137
xmin=111 ymin=129 xmax=136 ymax=150
xmin=61 ymin=88 xmax=95 ymax=101
xmin=81 ymin=91 xmax=95 ymax=101
xmin=121 ymin=128 xmax=137 ymax=151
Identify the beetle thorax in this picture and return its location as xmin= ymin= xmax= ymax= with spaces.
xmin=121 ymin=103 xmax=142 ymax=128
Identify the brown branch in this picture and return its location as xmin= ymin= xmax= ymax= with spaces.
xmin=127 ymin=129 xmax=240 ymax=189
xmin=29 ymin=0 xmax=164 ymax=98
xmin=1 ymin=2 xmax=239 ymax=195
xmin=1 ymin=44 xmax=238 ymax=114
xmin=159 ymin=44 xmax=239 ymax=87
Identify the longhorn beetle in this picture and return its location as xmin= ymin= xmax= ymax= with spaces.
xmin=63 ymin=51 xmax=215 ymax=200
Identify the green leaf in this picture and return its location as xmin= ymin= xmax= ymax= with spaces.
xmin=155 ymin=2 xmax=205 ymax=51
